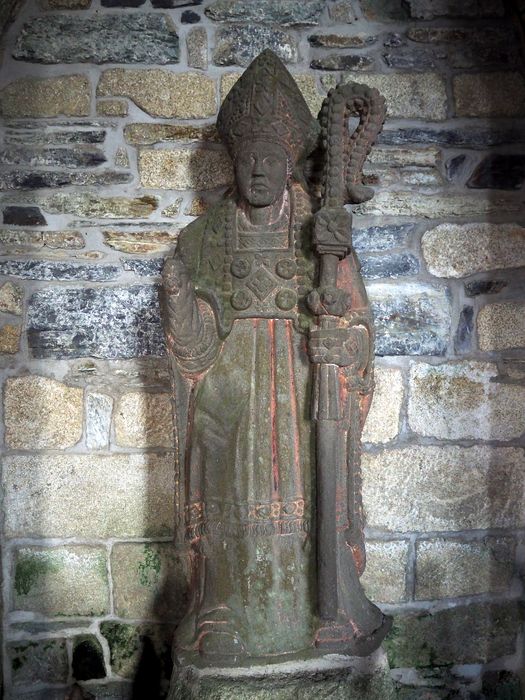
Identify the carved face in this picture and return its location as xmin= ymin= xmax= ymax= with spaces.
xmin=235 ymin=140 xmax=289 ymax=207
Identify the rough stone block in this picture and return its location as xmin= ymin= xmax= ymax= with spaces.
xmin=0 ymin=281 xmax=23 ymax=314
xmin=3 ymin=453 xmax=174 ymax=538
xmin=379 ymin=125 xmax=524 ymax=148
xmin=362 ymin=367 xmax=403 ymax=443
xmin=0 ymin=323 xmax=20 ymax=353
xmin=111 ymin=542 xmax=186 ymax=620
xmin=422 ymin=223 xmax=525 ymax=278
xmin=4 ymin=375 xmax=83 ymax=449
xmin=0 ymin=75 xmax=90 ymax=118
xmin=0 ymin=168 xmax=131 ymax=190
xmin=360 ymin=253 xmax=419 ymax=279
xmin=114 ymin=392 xmax=174 ymax=448
xmin=13 ymin=546 xmax=109 ymax=616
xmin=139 ymin=148 xmax=233 ymax=190
xmin=213 ymin=25 xmax=298 ymax=66
xmin=47 ymin=0 xmax=92 ymax=7
xmin=454 ymin=73 xmax=525 ymax=117
xmin=341 ymin=72 xmax=447 ymax=121
xmin=9 ymin=640 xmax=68 ymax=686
xmin=385 ymin=603 xmax=519 ymax=668
xmin=30 ymin=192 xmax=157 ymax=218
xmin=121 ymin=258 xmax=164 ymax=276
xmin=0 ymin=145 xmax=106 ymax=168
xmin=98 ymin=69 xmax=215 ymax=118
xmin=27 ymin=285 xmax=165 ymax=359
xmin=361 ymin=540 xmax=408 ymax=603
xmin=367 ymin=282 xmax=451 ymax=356
xmin=0 ymin=230 xmax=84 ymax=253
xmin=415 ymin=538 xmax=515 ymax=600
xmin=311 ymin=55 xmax=374 ymax=71
xmin=408 ymin=361 xmax=525 ymax=441
xmin=125 ymin=122 xmax=218 ymax=145
xmin=102 ymin=229 xmax=178 ymax=254
xmin=477 ymin=302 xmax=525 ymax=352
xmin=3 ymin=205 xmax=46 ymax=226
xmin=309 ymin=34 xmax=377 ymax=48
xmin=467 ymin=154 xmax=525 ymax=190
xmin=363 ymin=446 xmax=525 ymax=532
xmin=405 ymin=0 xmax=504 ymax=18
xmin=0 ymin=260 xmax=120 ymax=280
xmin=353 ymin=224 xmax=414 ymax=253
xmin=97 ymin=99 xmax=129 ymax=117
xmin=14 ymin=14 xmax=179 ymax=64
xmin=86 ymin=392 xmax=113 ymax=450
xmin=356 ymin=191 xmax=522 ymax=218
xmin=205 ymin=0 xmax=324 ymax=25
xmin=187 ymin=26 xmax=207 ymax=69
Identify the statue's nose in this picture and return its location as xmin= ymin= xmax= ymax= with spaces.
xmin=252 ymin=157 xmax=265 ymax=176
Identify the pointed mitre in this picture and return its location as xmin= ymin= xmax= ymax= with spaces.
xmin=217 ymin=50 xmax=320 ymax=164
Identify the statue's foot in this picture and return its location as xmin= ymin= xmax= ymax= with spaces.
xmin=315 ymin=612 xmax=392 ymax=657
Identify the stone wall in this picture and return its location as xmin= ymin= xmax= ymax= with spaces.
xmin=0 ymin=0 xmax=524 ymax=698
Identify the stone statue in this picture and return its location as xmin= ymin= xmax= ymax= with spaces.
xmin=162 ymin=50 xmax=390 ymax=673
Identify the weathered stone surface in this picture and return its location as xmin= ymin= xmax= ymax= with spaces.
xmin=100 ymin=621 xmax=173 ymax=681
xmin=385 ymin=603 xmax=518 ymax=669
xmin=3 ymin=205 xmax=46 ymax=226
xmin=114 ymin=392 xmax=173 ymax=448
xmin=28 ymin=193 xmax=157 ymax=218
xmin=311 ymin=54 xmax=374 ymax=71
xmin=0 ymin=74 xmax=90 ymax=118
xmin=408 ymin=361 xmax=525 ymax=441
xmin=367 ymin=283 xmax=450 ymax=356
xmin=101 ymin=0 xmax=145 ymax=4
xmin=0 ymin=168 xmax=131 ymax=190
xmin=98 ymin=69 xmax=215 ymax=118
xmin=13 ymin=546 xmax=109 ymax=616
xmin=97 ymin=99 xmax=128 ymax=117
xmin=382 ymin=47 xmax=439 ymax=71
xmin=47 ymin=0 xmax=91 ymax=7
xmin=360 ymin=0 xmax=408 ymax=20
xmin=152 ymin=0 xmax=202 ymax=5
xmin=329 ymin=1 xmax=357 ymax=22
xmin=4 ymin=375 xmax=83 ymax=449
xmin=454 ymin=305 xmax=473 ymax=353
xmin=369 ymin=146 xmax=439 ymax=167
xmin=72 ymin=635 xmax=106 ymax=681
xmin=3 ymin=453 xmax=174 ymax=538
xmin=379 ymin=125 xmax=525 ymax=148
xmin=86 ymin=392 xmax=113 ymax=450
xmin=0 ymin=230 xmax=84 ymax=252
xmin=213 ymin=26 xmax=298 ymax=66
xmin=454 ymin=72 xmax=525 ymax=118
xmin=360 ymin=253 xmax=419 ymax=279
xmin=125 ymin=122 xmax=217 ymax=145
xmin=111 ymin=542 xmax=186 ymax=620
xmin=115 ymin=146 xmax=130 ymax=168
xmin=0 ymin=281 xmax=23 ymax=314
xmin=464 ymin=279 xmax=507 ymax=297
xmin=362 ymin=367 xmax=403 ymax=443
xmin=0 ymin=260 xmax=120 ymax=281
xmin=206 ymin=0 xmax=324 ymax=25
xmin=14 ymin=14 xmax=179 ymax=64
xmin=121 ymin=258 xmax=164 ymax=276
xmin=405 ymin=0 xmax=504 ymax=18
xmin=408 ymin=26 xmax=502 ymax=43
xmin=0 ymin=323 xmax=21 ymax=353
xmin=422 ymin=223 xmax=525 ymax=278
xmin=415 ymin=538 xmax=515 ymax=600
xmin=342 ymin=72 xmax=446 ymax=120
xmin=162 ymin=200 xmax=183 ymax=217
xmin=139 ymin=148 xmax=233 ymax=190
xmin=9 ymin=640 xmax=68 ymax=686
xmin=5 ymin=127 xmax=106 ymax=146
xmin=103 ymin=229 xmax=178 ymax=254
xmin=356 ymin=191 xmax=522 ymax=218
xmin=353 ymin=224 xmax=414 ymax=253
xmin=187 ymin=26 xmax=207 ymax=69
xmin=221 ymin=72 xmax=325 ymax=116
xmin=361 ymin=540 xmax=408 ymax=603
xmin=477 ymin=302 xmax=525 ymax=352
xmin=27 ymin=286 xmax=164 ymax=359
xmin=309 ymin=34 xmax=376 ymax=48
xmin=467 ymin=154 xmax=525 ymax=190
xmin=186 ymin=196 xmax=208 ymax=215
xmin=182 ymin=9 xmax=201 ymax=22
xmin=0 ymin=145 xmax=106 ymax=167
xmin=362 ymin=446 xmax=525 ymax=532
xmin=445 ymin=154 xmax=470 ymax=182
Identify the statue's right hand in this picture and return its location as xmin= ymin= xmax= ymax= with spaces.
xmin=163 ymin=256 xmax=189 ymax=296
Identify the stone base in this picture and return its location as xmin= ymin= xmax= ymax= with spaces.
xmin=168 ymin=647 xmax=394 ymax=700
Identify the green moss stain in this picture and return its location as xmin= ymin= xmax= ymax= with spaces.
xmin=14 ymin=553 xmax=58 ymax=596
xmin=100 ymin=621 xmax=139 ymax=665
xmin=137 ymin=544 xmax=162 ymax=588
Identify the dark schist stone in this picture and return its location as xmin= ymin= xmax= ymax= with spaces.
xmin=213 ymin=25 xmax=298 ymax=66
xmin=0 ymin=170 xmax=132 ymax=190
xmin=467 ymin=154 xmax=525 ymax=190
xmin=0 ymin=260 xmax=121 ymax=281
xmin=379 ymin=127 xmax=525 ymax=148
xmin=3 ymin=205 xmax=46 ymax=226
xmin=121 ymin=258 xmax=165 ymax=276
xmin=383 ymin=47 xmax=441 ymax=70
xmin=181 ymin=10 xmax=201 ymax=22
xmin=152 ymin=0 xmax=201 ymax=5
xmin=72 ymin=636 xmax=105 ymax=681
xmin=310 ymin=54 xmax=374 ymax=70
xmin=454 ymin=305 xmax=474 ymax=353
xmin=5 ymin=129 xmax=106 ymax=146
xmin=360 ymin=253 xmax=419 ymax=279
xmin=464 ymin=279 xmax=508 ymax=297
xmin=353 ymin=223 xmax=416 ymax=253
xmin=445 ymin=154 xmax=471 ymax=182
xmin=27 ymin=285 xmax=165 ymax=359
xmin=308 ymin=34 xmax=377 ymax=48
xmin=101 ymin=0 xmax=145 ymax=5
xmin=13 ymin=14 xmax=180 ymax=64
xmin=0 ymin=146 xmax=106 ymax=167
xmin=205 ymin=0 xmax=324 ymax=26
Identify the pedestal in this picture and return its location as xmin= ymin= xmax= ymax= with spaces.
xmin=168 ymin=648 xmax=394 ymax=700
